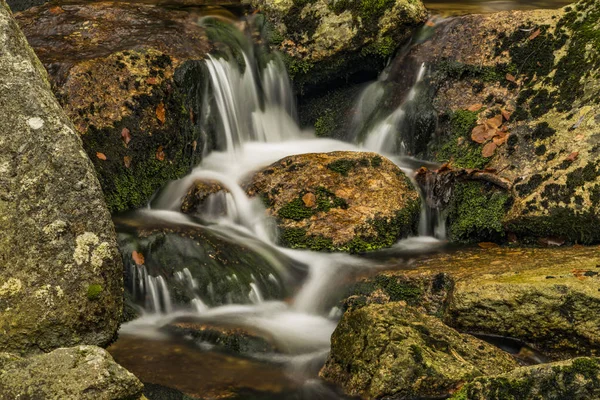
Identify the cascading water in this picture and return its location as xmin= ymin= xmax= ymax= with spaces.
xmin=116 ymin=15 xmax=447 ymax=399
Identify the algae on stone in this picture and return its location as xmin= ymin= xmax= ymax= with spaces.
xmin=320 ymin=303 xmax=518 ymax=399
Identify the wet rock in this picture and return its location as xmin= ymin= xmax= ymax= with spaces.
xmin=255 ymin=0 xmax=427 ymax=93
xmin=391 ymin=246 xmax=600 ymax=360
xmin=342 ymin=271 xmax=454 ymax=316
xmin=245 ymin=151 xmax=421 ymax=253
xmin=181 ymin=179 xmax=229 ymax=215
xmin=115 ymin=213 xmax=302 ymax=309
xmin=164 ymin=320 xmax=276 ymax=354
xmin=451 ymin=357 xmax=600 ymax=400
xmin=16 ymin=2 xmax=213 ymax=212
xmin=320 ymin=303 xmax=518 ymax=399
xmin=397 ymin=1 xmax=600 ymax=243
xmin=0 ymin=345 xmax=144 ymax=399
xmin=0 ymin=2 xmax=123 ymax=354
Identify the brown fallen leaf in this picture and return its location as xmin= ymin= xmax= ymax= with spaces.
xmin=425 ymin=20 xmax=436 ymax=27
xmin=574 ymin=134 xmax=585 ymax=141
xmin=501 ymin=109 xmax=512 ymax=121
xmin=471 ymin=125 xmax=487 ymax=144
xmin=478 ymin=242 xmax=499 ymax=249
xmin=506 ymin=73 xmax=517 ymax=83
xmin=467 ymin=103 xmax=483 ymax=112
xmin=482 ymin=142 xmax=497 ymax=157
xmin=566 ymin=151 xmax=579 ymax=162
xmin=484 ymin=168 xmax=497 ymax=173
xmin=96 ymin=152 xmax=107 ymax=160
xmin=156 ymin=146 xmax=166 ymax=161
xmin=528 ymin=28 xmax=541 ymax=41
xmin=123 ymin=156 xmax=132 ymax=168
xmin=49 ymin=5 xmax=64 ymax=14
xmin=121 ymin=127 xmax=131 ymax=146
xmin=493 ymin=131 xmax=509 ymax=146
xmin=132 ymin=251 xmax=145 ymax=265
xmin=486 ymin=114 xmax=503 ymax=129
xmin=189 ymin=109 xmax=195 ymax=123
xmin=192 ymin=140 xmax=197 ymax=151
xmin=156 ymin=103 xmax=166 ymax=124
xmin=437 ymin=163 xmax=451 ymax=173
xmin=146 ymin=77 xmax=158 ymax=85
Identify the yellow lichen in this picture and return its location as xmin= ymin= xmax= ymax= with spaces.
xmin=0 ymin=278 xmax=22 ymax=297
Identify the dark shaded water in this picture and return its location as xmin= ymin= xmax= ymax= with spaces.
xmin=425 ymin=0 xmax=571 ymax=14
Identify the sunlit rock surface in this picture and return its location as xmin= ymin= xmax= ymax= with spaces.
xmin=320 ymin=302 xmax=518 ymax=399
xmin=0 ymin=346 xmax=144 ymax=400
xmin=245 ymin=151 xmax=421 ymax=252
xmin=254 ymin=0 xmax=427 ymax=92
xmin=0 ymin=0 xmax=123 ymax=354
xmin=450 ymin=357 xmax=600 ymax=400
xmin=352 ymin=246 xmax=600 ymax=359
xmin=400 ymin=0 xmax=600 ymax=243
xmin=16 ymin=2 xmax=212 ymax=212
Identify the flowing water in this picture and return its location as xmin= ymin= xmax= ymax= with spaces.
xmin=109 ymin=15 xmax=453 ymax=400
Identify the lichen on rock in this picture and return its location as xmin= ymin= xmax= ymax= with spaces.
xmin=245 ymin=151 xmax=421 ymax=253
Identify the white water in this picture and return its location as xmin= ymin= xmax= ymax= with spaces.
xmin=121 ymin=29 xmax=445 ymax=382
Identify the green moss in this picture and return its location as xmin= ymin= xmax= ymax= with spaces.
xmin=447 ymin=182 xmax=511 ymax=243
xmin=409 ymin=344 xmax=424 ymax=363
xmin=279 ymin=227 xmax=335 ymax=251
xmin=327 ymin=158 xmax=356 ymax=176
xmin=314 ymin=113 xmax=336 ymax=137
xmin=371 ymin=155 xmax=382 ymax=167
xmin=278 ymin=197 xmax=314 ymax=220
xmin=374 ymin=275 xmax=423 ymax=303
xmin=87 ymin=284 xmax=103 ymax=300
xmin=435 ymin=110 xmax=491 ymax=170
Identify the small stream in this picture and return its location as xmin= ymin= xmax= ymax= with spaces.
xmin=107 ymin=7 xmax=542 ymax=399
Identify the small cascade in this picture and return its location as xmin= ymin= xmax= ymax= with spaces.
xmin=129 ymin=264 xmax=173 ymax=314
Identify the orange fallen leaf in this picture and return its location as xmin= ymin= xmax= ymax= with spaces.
xmin=486 ymin=114 xmax=503 ymax=130
xmin=146 ymin=77 xmax=158 ymax=85
xmin=506 ymin=73 xmax=517 ymax=83
xmin=121 ymin=127 xmax=131 ymax=146
xmin=156 ymin=103 xmax=166 ymax=124
xmin=528 ymin=28 xmax=541 ymax=40
xmin=123 ymin=156 xmax=132 ymax=168
xmin=574 ymin=134 xmax=585 ymax=141
xmin=471 ymin=125 xmax=487 ymax=144
xmin=132 ymin=251 xmax=145 ymax=265
xmin=493 ymin=131 xmax=509 ymax=146
xmin=425 ymin=20 xmax=436 ymax=27
xmin=482 ymin=142 xmax=497 ymax=157
xmin=501 ymin=109 xmax=512 ymax=121
xmin=478 ymin=242 xmax=499 ymax=249
xmin=192 ymin=140 xmax=197 ymax=151
xmin=189 ymin=109 xmax=195 ymax=123
xmin=467 ymin=103 xmax=483 ymax=112
xmin=49 ymin=5 xmax=64 ymax=14
xmin=156 ymin=146 xmax=165 ymax=161
xmin=96 ymin=152 xmax=107 ymax=160
xmin=566 ymin=151 xmax=579 ymax=162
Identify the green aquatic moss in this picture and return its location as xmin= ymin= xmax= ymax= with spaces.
xmin=447 ymin=182 xmax=510 ymax=243
xmin=327 ymin=158 xmax=357 ymax=176
xmin=435 ymin=110 xmax=491 ymax=169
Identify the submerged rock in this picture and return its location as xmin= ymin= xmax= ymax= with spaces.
xmin=320 ymin=303 xmax=518 ymax=399
xmin=0 ymin=1 xmax=123 ymax=353
xmin=396 ymin=0 xmax=600 ymax=243
xmin=254 ymin=0 xmax=427 ymax=92
xmin=16 ymin=2 xmax=212 ymax=212
xmin=451 ymin=357 xmax=600 ymax=400
xmin=0 ymin=345 xmax=144 ymax=399
xmin=181 ymin=179 xmax=229 ymax=215
xmin=245 ymin=151 xmax=421 ymax=253
xmin=115 ymin=213 xmax=302 ymax=309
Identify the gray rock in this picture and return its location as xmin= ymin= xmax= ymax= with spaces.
xmin=0 ymin=1 xmax=123 ymax=354
xmin=0 ymin=345 xmax=144 ymax=400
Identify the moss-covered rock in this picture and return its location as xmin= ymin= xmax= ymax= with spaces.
xmin=16 ymin=2 xmax=212 ymax=213
xmin=254 ymin=0 xmax=427 ymax=93
xmin=245 ymin=151 xmax=421 ymax=253
xmin=451 ymin=357 xmax=600 ymax=400
xmin=400 ymin=0 xmax=600 ymax=243
xmin=391 ymin=246 xmax=600 ymax=360
xmin=181 ymin=179 xmax=229 ymax=215
xmin=0 ymin=1 xmax=123 ymax=354
xmin=320 ymin=303 xmax=518 ymax=399
xmin=0 ymin=345 xmax=144 ymax=399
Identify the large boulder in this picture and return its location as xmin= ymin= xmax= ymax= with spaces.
xmin=0 ymin=0 xmax=123 ymax=354
xmin=451 ymin=357 xmax=600 ymax=400
xmin=352 ymin=246 xmax=600 ymax=360
xmin=254 ymin=0 xmax=427 ymax=92
xmin=0 ymin=345 xmax=144 ymax=399
xmin=401 ymin=0 xmax=600 ymax=243
xmin=15 ymin=2 xmax=212 ymax=212
xmin=244 ymin=151 xmax=421 ymax=252
xmin=319 ymin=303 xmax=518 ymax=399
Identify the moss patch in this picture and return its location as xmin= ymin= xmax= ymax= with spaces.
xmin=87 ymin=284 xmax=103 ymax=301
